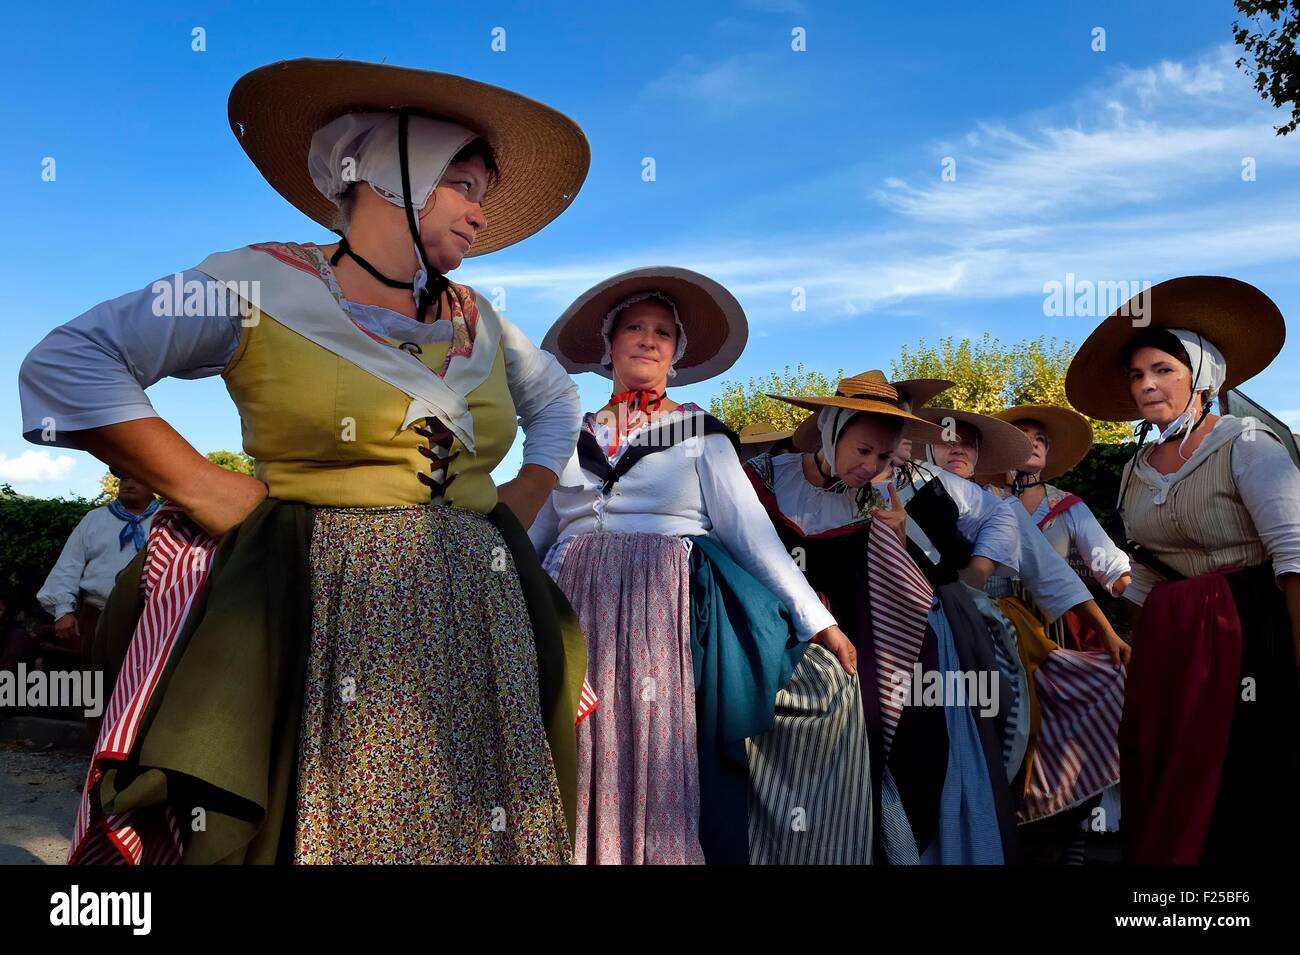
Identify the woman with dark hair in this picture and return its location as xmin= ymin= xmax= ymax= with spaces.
xmin=1066 ymin=276 xmax=1300 ymax=863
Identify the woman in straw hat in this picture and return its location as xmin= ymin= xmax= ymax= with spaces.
xmin=737 ymin=421 xmax=795 ymax=460
xmin=1065 ymin=276 xmax=1300 ymax=864
xmin=19 ymin=58 xmax=593 ymax=864
xmin=838 ymin=386 xmax=1032 ymax=863
xmin=747 ymin=372 xmax=1027 ymax=865
xmin=531 ymin=268 xmax=864 ymax=864
xmin=973 ymin=405 xmax=1132 ymax=863
xmin=918 ymin=407 xmax=1129 ymax=857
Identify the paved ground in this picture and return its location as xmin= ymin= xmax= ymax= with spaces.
xmin=0 ymin=736 xmax=86 ymax=864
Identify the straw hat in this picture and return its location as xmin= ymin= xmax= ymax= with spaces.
xmin=913 ymin=407 xmax=1034 ymax=475
xmin=775 ymin=371 xmax=946 ymax=450
xmin=227 ymin=58 xmax=590 ymax=256
xmin=1065 ymin=276 xmax=1285 ymax=422
xmin=543 ymin=267 xmax=748 ymax=386
xmin=739 ymin=422 xmax=794 ymax=444
xmin=889 ymin=377 xmax=955 ymax=411
xmin=984 ymin=404 xmax=1093 ymax=483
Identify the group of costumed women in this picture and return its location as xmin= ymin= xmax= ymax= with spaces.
xmin=18 ymin=58 xmax=1298 ymax=865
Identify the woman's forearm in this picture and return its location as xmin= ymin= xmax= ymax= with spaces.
xmin=960 ymin=556 xmax=995 ymax=590
xmin=64 ymin=417 xmax=218 ymax=509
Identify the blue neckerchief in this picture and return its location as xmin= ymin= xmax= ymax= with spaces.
xmin=106 ymin=498 xmax=160 ymax=551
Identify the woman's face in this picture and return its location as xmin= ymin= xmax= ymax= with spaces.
xmin=609 ymin=299 xmax=678 ymax=393
xmin=931 ymin=422 xmax=979 ymax=478
xmin=1128 ymin=346 xmax=1197 ymax=427
xmin=1014 ymin=420 xmax=1049 ymax=473
xmin=892 ymin=436 xmax=914 ymax=466
xmin=833 ymin=415 xmax=903 ymax=488
xmin=417 ymin=154 xmax=491 ymax=273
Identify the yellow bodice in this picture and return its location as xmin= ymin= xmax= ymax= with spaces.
xmin=222 ymin=309 xmax=515 ymax=511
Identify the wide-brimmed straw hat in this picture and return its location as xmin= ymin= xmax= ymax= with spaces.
xmin=914 ymin=407 xmax=1034 ymax=475
xmin=983 ymin=404 xmax=1093 ymax=483
xmin=543 ymin=267 xmax=748 ymax=386
xmin=1065 ymin=276 xmax=1286 ymax=422
xmin=889 ymin=377 xmax=955 ymax=411
xmin=775 ymin=371 xmax=946 ymax=450
xmin=739 ymin=422 xmax=794 ymax=444
xmin=227 ymin=58 xmax=590 ymax=256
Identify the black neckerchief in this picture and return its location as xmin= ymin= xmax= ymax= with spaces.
xmin=578 ymin=411 xmax=739 ymax=494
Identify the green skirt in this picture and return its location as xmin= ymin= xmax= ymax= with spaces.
xmin=93 ymin=499 xmax=586 ymax=864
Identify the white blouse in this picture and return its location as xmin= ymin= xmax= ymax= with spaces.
xmin=1026 ymin=489 xmax=1130 ymax=592
xmin=767 ymin=452 xmax=865 ymax=535
xmin=18 ymin=267 xmax=580 ymax=477
xmin=529 ymin=410 xmax=837 ymax=641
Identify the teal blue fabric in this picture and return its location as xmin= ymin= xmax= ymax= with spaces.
xmin=687 ymin=534 xmax=808 ymax=865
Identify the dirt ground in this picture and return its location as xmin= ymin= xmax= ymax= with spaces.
xmin=0 ymin=739 xmax=85 ymax=864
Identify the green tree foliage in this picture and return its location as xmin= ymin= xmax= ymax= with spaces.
xmin=0 ymin=484 xmax=95 ymax=599
xmin=710 ymin=364 xmax=844 ymax=432
xmin=1234 ymin=0 xmax=1300 ymax=136
xmin=890 ymin=334 xmax=1134 ymax=444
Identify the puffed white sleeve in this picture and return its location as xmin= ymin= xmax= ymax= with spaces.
xmin=498 ymin=314 xmax=581 ymax=478
xmin=695 ymin=434 xmax=837 ymax=640
xmin=19 ymin=270 xmax=243 ymax=447
xmin=1232 ymin=430 xmax=1300 ymax=581
xmin=939 ymin=470 xmax=1021 ymax=573
xmin=1006 ymin=501 xmax=1092 ymax=622
xmin=1064 ymin=501 xmax=1131 ymax=591
xmin=35 ymin=512 xmax=92 ymax=619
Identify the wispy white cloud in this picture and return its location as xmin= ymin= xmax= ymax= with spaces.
xmin=0 ymin=449 xmax=76 ymax=483
xmin=643 ymin=52 xmax=789 ymax=109
xmin=475 ymin=44 xmax=1300 ymax=332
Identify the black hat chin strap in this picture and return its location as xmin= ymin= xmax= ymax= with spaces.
xmin=329 ymin=108 xmax=449 ymax=324
xmin=1011 ymin=470 xmax=1046 ymax=495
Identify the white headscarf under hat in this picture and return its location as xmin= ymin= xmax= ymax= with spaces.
xmin=308 ymin=112 xmax=478 ymax=307
xmin=600 ymin=291 xmax=690 ymax=379
xmin=1155 ymin=327 xmax=1228 ymax=452
xmin=816 ymin=407 xmax=864 ymax=479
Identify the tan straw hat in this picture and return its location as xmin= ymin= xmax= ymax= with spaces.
xmin=914 ymin=407 xmax=1034 ymax=475
xmin=776 ymin=371 xmax=946 ymax=449
xmin=227 ymin=58 xmax=590 ymax=256
xmin=739 ymin=422 xmax=794 ymax=444
xmin=983 ymin=404 xmax=1093 ymax=483
xmin=1065 ymin=276 xmax=1285 ymax=422
xmin=543 ymin=267 xmax=748 ymax=386
xmin=889 ymin=377 xmax=955 ymax=411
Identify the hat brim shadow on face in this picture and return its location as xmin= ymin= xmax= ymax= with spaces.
xmin=1065 ymin=276 xmax=1285 ymax=422
xmin=979 ymin=404 xmax=1094 ymax=485
xmin=228 ymin=58 xmax=590 ymax=257
xmin=543 ymin=267 xmax=749 ymax=386
xmin=913 ymin=408 xmax=1034 ymax=476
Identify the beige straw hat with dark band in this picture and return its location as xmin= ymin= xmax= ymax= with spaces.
xmin=983 ymin=404 xmax=1093 ymax=484
xmin=227 ymin=58 xmax=590 ymax=256
xmin=543 ymin=267 xmax=748 ymax=386
xmin=913 ymin=407 xmax=1034 ymax=475
xmin=777 ymin=371 xmax=946 ymax=449
xmin=1065 ymin=276 xmax=1285 ymax=422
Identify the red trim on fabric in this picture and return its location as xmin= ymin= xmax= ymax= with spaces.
xmin=249 ymin=241 xmax=323 ymax=276
xmin=1036 ymin=493 xmax=1083 ymax=530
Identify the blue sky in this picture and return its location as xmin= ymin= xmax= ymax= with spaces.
xmin=4 ymin=0 xmax=1298 ymax=498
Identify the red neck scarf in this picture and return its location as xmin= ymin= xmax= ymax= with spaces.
xmin=601 ymin=389 xmax=665 ymax=458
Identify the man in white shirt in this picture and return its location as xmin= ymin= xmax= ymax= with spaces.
xmin=37 ymin=469 xmax=159 ymax=667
